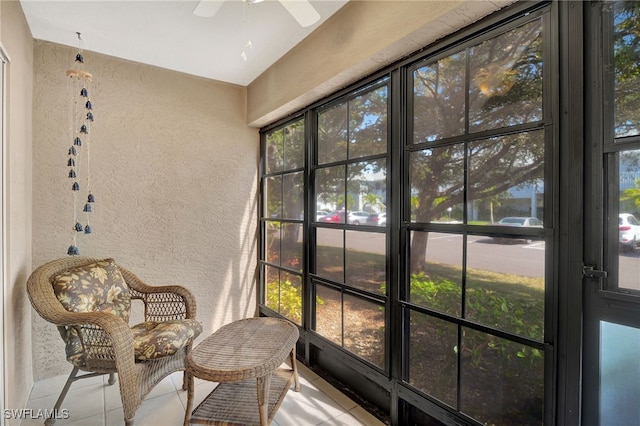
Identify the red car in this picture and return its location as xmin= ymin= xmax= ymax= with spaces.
xmin=319 ymin=210 xmax=345 ymax=224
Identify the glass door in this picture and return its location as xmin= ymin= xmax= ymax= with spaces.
xmin=583 ymin=2 xmax=640 ymax=424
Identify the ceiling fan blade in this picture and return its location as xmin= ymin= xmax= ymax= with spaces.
xmin=278 ymin=0 xmax=320 ymax=27
xmin=193 ymin=0 xmax=225 ymax=18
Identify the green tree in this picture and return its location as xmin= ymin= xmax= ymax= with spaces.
xmin=362 ymin=192 xmax=384 ymax=213
xmin=621 ymin=178 xmax=640 ymax=210
xmin=613 ymin=1 xmax=640 ymax=137
xmin=316 ymin=83 xmax=388 ymax=216
xmin=409 ymin=19 xmax=545 ymax=271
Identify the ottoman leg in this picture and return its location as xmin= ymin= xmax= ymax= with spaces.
xmin=257 ymin=373 xmax=272 ymax=426
xmin=290 ymin=347 xmax=300 ymax=392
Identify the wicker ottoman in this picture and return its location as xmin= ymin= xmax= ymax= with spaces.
xmin=183 ymin=317 xmax=300 ymax=426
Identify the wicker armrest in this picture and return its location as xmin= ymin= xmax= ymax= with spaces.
xmin=62 ymin=311 xmax=134 ymax=356
xmin=118 ymin=266 xmax=197 ymax=322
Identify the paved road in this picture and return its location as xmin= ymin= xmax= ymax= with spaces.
xmin=316 ymin=229 xmax=640 ymax=289
xmin=427 ymin=233 xmax=544 ymax=278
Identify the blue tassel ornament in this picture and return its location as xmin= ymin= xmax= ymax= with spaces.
xmin=74 ymin=222 xmax=83 ymax=232
xmin=83 ymin=203 xmax=92 ymax=213
xmin=85 ymin=100 xmax=93 ymax=110
xmin=67 ymin=158 xmax=75 ymax=167
xmin=68 ymin=146 xmax=77 ymax=156
xmin=72 ymin=182 xmax=80 ymax=191
xmin=67 ymin=245 xmax=80 ymax=256
xmin=84 ymin=225 xmax=92 ymax=234
xmin=80 ymin=88 xmax=88 ymax=97
xmin=68 ymin=169 xmax=76 ymax=178
xmin=87 ymin=193 xmax=95 ymax=203
xmin=75 ymin=53 xmax=84 ymax=63
xmin=74 ymin=137 xmax=82 ymax=146
xmin=86 ymin=112 xmax=94 ymax=121
xmin=80 ymin=125 xmax=88 ymax=134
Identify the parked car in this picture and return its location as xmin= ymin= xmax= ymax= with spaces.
xmin=318 ymin=210 xmax=370 ymax=225
xmin=347 ymin=210 xmax=370 ymax=225
xmin=316 ymin=210 xmax=330 ymax=221
xmin=619 ymin=213 xmax=640 ymax=251
xmin=319 ymin=210 xmax=345 ymax=224
xmin=493 ymin=216 xmax=543 ymax=243
xmin=496 ymin=217 xmax=543 ymax=227
xmin=366 ymin=212 xmax=387 ymax=226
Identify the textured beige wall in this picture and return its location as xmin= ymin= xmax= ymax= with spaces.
xmin=32 ymin=41 xmax=258 ymax=379
xmin=247 ymin=0 xmax=516 ymax=127
xmin=1 ymin=0 xmax=34 ymax=421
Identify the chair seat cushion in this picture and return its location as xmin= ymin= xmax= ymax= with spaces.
xmin=131 ymin=319 xmax=202 ymax=361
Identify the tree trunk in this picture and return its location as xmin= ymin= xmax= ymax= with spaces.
xmin=410 ymin=231 xmax=430 ymax=273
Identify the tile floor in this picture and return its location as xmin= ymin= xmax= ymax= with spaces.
xmin=22 ymin=363 xmax=385 ymax=426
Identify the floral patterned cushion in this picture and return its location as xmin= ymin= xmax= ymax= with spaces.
xmin=53 ymin=258 xmax=131 ymax=321
xmin=131 ymin=319 xmax=202 ymax=361
xmin=53 ymin=259 xmax=132 ymax=366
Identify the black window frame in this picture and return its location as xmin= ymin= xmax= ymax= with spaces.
xmin=258 ymin=2 xmax=568 ymax=425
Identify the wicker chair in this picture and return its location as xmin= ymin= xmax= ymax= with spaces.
xmin=26 ymin=256 xmax=202 ymax=426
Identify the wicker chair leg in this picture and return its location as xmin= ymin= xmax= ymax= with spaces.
xmin=44 ymin=366 xmax=79 ymax=426
xmin=107 ymin=373 xmax=116 ymax=385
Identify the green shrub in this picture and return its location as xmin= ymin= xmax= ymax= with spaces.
xmin=266 ymin=279 xmax=325 ymax=325
xmin=409 ymin=272 xmax=543 ymax=361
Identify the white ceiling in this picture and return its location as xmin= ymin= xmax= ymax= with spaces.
xmin=20 ymin=0 xmax=349 ymax=86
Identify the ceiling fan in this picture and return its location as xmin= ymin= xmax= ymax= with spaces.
xmin=193 ymin=0 xmax=321 ymax=28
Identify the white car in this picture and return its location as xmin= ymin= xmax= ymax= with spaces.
xmin=619 ymin=213 xmax=640 ymax=251
xmin=347 ymin=210 xmax=370 ymax=225
xmin=497 ymin=217 xmax=543 ymax=227
xmin=316 ymin=210 xmax=329 ymax=221
xmin=493 ymin=216 xmax=543 ymax=244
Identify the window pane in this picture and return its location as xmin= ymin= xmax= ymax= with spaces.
xmin=467 ymin=130 xmax=545 ymax=224
xmin=318 ymin=102 xmax=348 ymax=164
xmin=314 ymin=284 xmax=342 ymax=346
xmin=281 ymin=223 xmax=302 ymax=272
xmin=282 ymin=171 xmax=304 ymax=220
xmin=349 ymin=85 xmax=388 ymax=159
xmin=413 ymin=52 xmax=466 ymax=142
xmin=264 ymin=265 xmax=279 ymax=312
xmin=469 ymin=19 xmax=543 ymax=133
xmin=460 ymin=328 xmax=544 ymax=425
xmin=600 ymin=321 xmax=640 ymax=424
xmin=618 ymin=149 xmax=640 ymax=290
xmin=283 ymin=119 xmax=304 ymax=170
xmin=343 ymin=294 xmax=385 ymax=368
xmin=409 ymin=311 xmax=457 ymax=407
xmin=316 ymin=165 xmax=346 ymax=217
xmin=264 ymin=267 xmax=302 ymax=325
xmin=265 ymin=221 xmax=280 ymax=265
xmin=409 ymin=231 xmax=462 ymax=317
xmin=266 ymin=130 xmax=283 ymax=174
xmin=465 ymin=235 xmax=545 ymax=341
xmin=279 ymin=271 xmax=302 ymax=325
xmin=264 ymin=175 xmax=282 ymax=219
xmin=614 ymin=1 xmax=640 ymax=138
xmin=345 ymin=230 xmax=386 ymax=295
xmin=347 ymin=160 xmax=387 ymax=217
xmin=410 ymin=145 xmax=464 ymax=223
xmin=316 ymin=228 xmax=344 ymax=283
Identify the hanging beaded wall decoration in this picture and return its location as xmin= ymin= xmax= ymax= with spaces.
xmin=66 ymin=32 xmax=95 ymax=256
